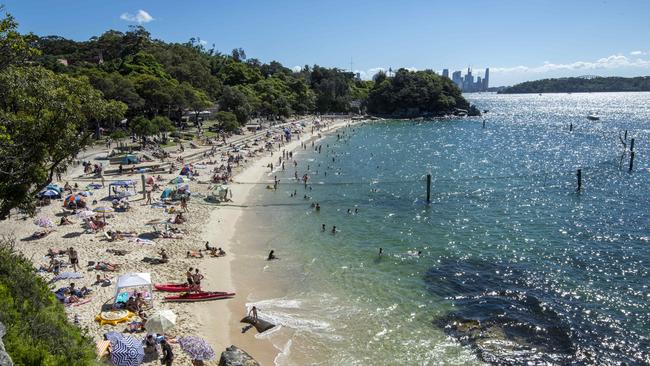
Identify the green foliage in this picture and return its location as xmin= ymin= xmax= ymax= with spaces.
xmin=218 ymin=60 xmax=262 ymax=86
xmin=0 ymin=66 xmax=117 ymax=219
xmin=499 ymin=76 xmax=650 ymax=94
xmin=0 ymin=6 xmax=40 ymax=70
xmin=109 ymin=129 xmax=128 ymax=139
xmin=0 ymin=237 xmax=98 ymax=365
xmin=215 ymin=111 xmax=239 ymax=132
xmin=367 ymin=69 xmax=470 ymax=117
xmin=130 ymin=115 xmax=158 ymax=139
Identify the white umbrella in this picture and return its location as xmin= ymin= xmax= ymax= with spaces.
xmin=145 ymin=309 xmax=177 ymax=334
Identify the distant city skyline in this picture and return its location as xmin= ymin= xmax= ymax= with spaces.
xmin=3 ymin=0 xmax=650 ymax=86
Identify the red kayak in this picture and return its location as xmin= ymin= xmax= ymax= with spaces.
xmin=163 ymin=291 xmax=236 ymax=302
xmin=154 ymin=283 xmax=193 ymax=292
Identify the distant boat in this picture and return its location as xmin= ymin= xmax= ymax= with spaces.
xmin=587 ymin=114 xmax=600 ymax=121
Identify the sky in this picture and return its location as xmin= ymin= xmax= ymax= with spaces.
xmin=3 ymin=0 xmax=650 ymax=86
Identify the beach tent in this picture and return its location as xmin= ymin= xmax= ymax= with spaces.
xmin=120 ymin=154 xmax=139 ymax=165
xmin=108 ymin=180 xmax=136 ymax=197
xmin=160 ymin=188 xmax=173 ymax=200
xmin=114 ymin=272 xmax=153 ymax=306
xmin=46 ymin=183 xmax=62 ymax=193
xmin=179 ymin=165 xmax=193 ymax=176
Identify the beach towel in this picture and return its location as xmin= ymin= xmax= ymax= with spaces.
xmin=95 ymin=340 xmax=110 ymax=360
xmin=130 ymin=238 xmax=155 ymax=245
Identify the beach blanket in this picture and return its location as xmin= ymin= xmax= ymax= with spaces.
xmin=130 ymin=238 xmax=155 ymax=245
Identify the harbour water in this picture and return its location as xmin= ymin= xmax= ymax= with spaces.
xmin=239 ymin=92 xmax=650 ymax=365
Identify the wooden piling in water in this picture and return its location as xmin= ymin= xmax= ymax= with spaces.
xmin=576 ymin=169 xmax=582 ymax=192
xmin=629 ymin=151 xmax=635 ymax=172
xmin=569 ymin=123 xmax=573 ymax=132
xmin=426 ymin=174 xmax=431 ymax=203
xmin=630 ymin=138 xmax=635 ymax=152
xmin=624 ymin=130 xmax=628 ymax=140
xmin=482 ymin=120 xmax=486 ymax=129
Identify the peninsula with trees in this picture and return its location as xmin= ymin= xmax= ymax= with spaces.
xmin=498 ymin=76 xmax=650 ymax=94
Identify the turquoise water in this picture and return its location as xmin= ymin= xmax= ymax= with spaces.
xmin=246 ymin=92 xmax=650 ymax=365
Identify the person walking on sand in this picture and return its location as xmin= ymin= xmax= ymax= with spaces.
xmin=145 ymin=189 xmax=152 ymax=204
xmin=160 ymin=339 xmax=174 ymax=366
xmin=68 ymin=247 xmax=79 ymax=272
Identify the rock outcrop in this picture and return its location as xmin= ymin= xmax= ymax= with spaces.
xmin=0 ymin=322 xmax=13 ymax=366
xmin=218 ymin=345 xmax=259 ymax=366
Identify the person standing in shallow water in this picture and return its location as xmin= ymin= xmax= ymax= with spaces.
xmin=331 ymin=226 xmax=336 ymax=234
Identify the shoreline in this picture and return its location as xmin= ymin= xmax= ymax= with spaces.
xmin=197 ymin=118 xmax=358 ymax=364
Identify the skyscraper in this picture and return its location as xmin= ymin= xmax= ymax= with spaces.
xmin=442 ymin=69 xmax=449 ymax=78
xmin=452 ymin=71 xmax=462 ymax=88
xmin=483 ymin=67 xmax=490 ymax=90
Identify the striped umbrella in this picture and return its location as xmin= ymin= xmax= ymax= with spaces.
xmin=177 ymin=336 xmax=215 ymax=361
xmin=94 ymin=206 xmax=114 ymax=222
xmin=107 ymin=333 xmax=144 ymax=366
xmin=34 ymin=217 xmax=54 ymax=228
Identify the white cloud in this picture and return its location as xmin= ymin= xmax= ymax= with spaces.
xmin=491 ymin=54 xmax=650 ymax=74
xmin=292 ymin=66 xmax=302 ymax=73
xmin=120 ymin=10 xmax=154 ymax=24
xmin=630 ymin=50 xmax=646 ymax=56
xmin=199 ymin=40 xmax=208 ymax=46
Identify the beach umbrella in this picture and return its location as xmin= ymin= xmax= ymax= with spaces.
xmin=94 ymin=206 xmax=114 ymax=214
xmin=76 ymin=210 xmax=96 ymax=220
xmin=94 ymin=206 xmax=114 ymax=222
xmin=34 ymin=217 xmax=54 ymax=228
xmin=144 ymin=310 xmax=177 ymax=334
xmin=107 ymin=333 xmax=144 ymax=366
xmin=41 ymin=189 xmax=60 ymax=198
xmin=52 ymin=272 xmax=83 ymax=282
xmin=177 ymin=336 xmax=216 ymax=361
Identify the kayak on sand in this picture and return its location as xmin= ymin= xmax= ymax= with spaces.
xmin=154 ymin=283 xmax=194 ymax=292
xmin=163 ymin=291 xmax=236 ymax=302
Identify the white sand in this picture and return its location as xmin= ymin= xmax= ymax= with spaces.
xmin=0 ymin=117 xmax=356 ymax=365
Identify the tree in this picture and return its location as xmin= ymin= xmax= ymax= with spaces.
xmin=215 ymin=111 xmax=239 ymax=132
xmin=0 ymin=66 xmax=115 ymax=219
xmin=129 ymin=116 xmax=158 ymax=146
xmin=151 ymin=115 xmax=175 ymax=142
xmin=0 ymin=238 xmax=99 ymax=365
xmin=0 ymin=7 xmax=39 ymax=70
xmin=218 ymin=85 xmax=254 ymax=124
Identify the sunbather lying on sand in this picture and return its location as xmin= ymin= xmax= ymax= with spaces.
xmin=186 ymin=250 xmax=204 ymax=258
xmin=59 ymin=216 xmax=73 ymax=226
xmin=161 ymin=231 xmax=183 ymax=239
xmin=106 ymin=249 xmax=129 ymax=256
xmin=31 ymin=229 xmax=54 ymax=239
xmin=93 ymin=261 xmax=120 ymax=272
xmin=106 ymin=230 xmax=137 ymax=241
xmin=47 ymin=248 xmax=67 ymax=257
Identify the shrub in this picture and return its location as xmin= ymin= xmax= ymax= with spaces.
xmin=0 ymin=237 xmax=99 ymax=365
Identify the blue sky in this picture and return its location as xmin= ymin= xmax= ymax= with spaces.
xmin=4 ymin=0 xmax=650 ymax=86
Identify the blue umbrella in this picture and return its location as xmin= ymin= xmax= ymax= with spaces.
xmin=108 ymin=333 xmax=144 ymax=366
xmin=41 ymin=189 xmax=60 ymax=198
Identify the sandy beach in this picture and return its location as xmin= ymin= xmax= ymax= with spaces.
xmin=0 ymin=116 xmax=354 ymax=365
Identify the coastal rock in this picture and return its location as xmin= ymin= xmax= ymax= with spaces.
xmin=0 ymin=322 xmax=14 ymax=366
xmin=218 ymin=345 xmax=259 ymax=366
